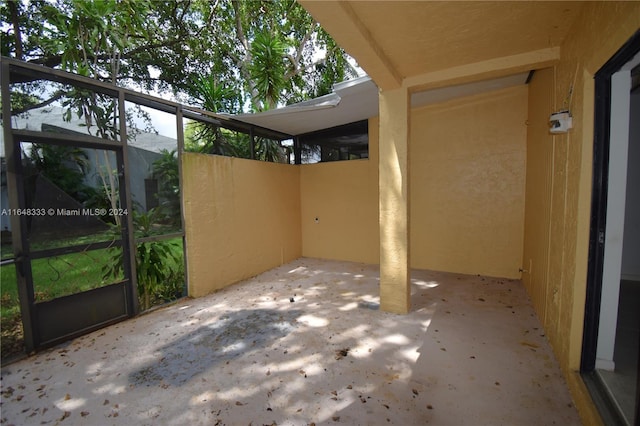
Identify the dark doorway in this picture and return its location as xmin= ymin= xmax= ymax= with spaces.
xmin=582 ymin=30 xmax=640 ymax=426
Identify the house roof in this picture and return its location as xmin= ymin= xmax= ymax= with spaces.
xmin=230 ymin=72 xmax=530 ymax=136
xmin=229 ymin=76 xmax=378 ymax=136
xmin=0 ymin=106 xmax=177 ymax=157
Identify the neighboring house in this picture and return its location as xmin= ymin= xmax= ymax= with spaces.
xmin=0 ymin=105 xmax=178 ymax=232
xmin=182 ymin=2 xmax=639 ymax=424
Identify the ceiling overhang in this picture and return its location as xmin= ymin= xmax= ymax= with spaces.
xmin=301 ymin=1 xmax=403 ymax=90
xmin=231 ymin=1 xmax=586 ymax=136
xmin=299 ymin=1 xmax=582 ymax=91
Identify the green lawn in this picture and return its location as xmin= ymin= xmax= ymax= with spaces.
xmin=1 ymin=237 xmax=184 ymax=360
xmin=2 ymin=247 xmax=122 ymax=303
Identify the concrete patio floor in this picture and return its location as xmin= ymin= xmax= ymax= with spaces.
xmin=0 ymin=258 xmax=581 ymax=425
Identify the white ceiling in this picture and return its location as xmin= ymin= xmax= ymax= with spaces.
xmin=230 ymin=72 xmax=530 ymax=137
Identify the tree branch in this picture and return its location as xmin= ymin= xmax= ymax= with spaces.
xmin=284 ymin=45 xmax=340 ymax=81
xmin=230 ymin=0 xmax=262 ymax=110
xmin=231 ymin=0 xmax=249 ymax=52
xmin=28 ymin=38 xmax=184 ymax=69
xmin=293 ymin=24 xmax=316 ymax=68
xmin=1 ymin=90 xmax=68 ymax=118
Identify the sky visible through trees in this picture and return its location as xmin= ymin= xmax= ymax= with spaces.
xmin=1 ymin=0 xmax=361 ymax=115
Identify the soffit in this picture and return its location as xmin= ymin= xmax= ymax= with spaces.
xmin=300 ymin=1 xmax=584 ymax=89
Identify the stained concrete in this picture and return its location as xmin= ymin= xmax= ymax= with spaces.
xmin=0 ymin=258 xmax=581 ymax=425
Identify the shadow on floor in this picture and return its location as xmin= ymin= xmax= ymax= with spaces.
xmin=129 ymin=308 xmax=303 ymax=387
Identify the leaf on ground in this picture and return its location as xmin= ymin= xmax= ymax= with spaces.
xmin=335 ymin=348 xmax=349 ymax=360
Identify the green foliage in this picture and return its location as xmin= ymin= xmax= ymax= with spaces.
xmin=61 ymin=88 xmax=119 ymax=140
xmin=23 ymin=143 xmax=108 ymax=210
xmin=134 ymin=236 xmax=179 ymax=310
xmin=3 ymin=0 xmax=358 ymax=115
xmin=152 ymin=149 xmax=181 ymax=228
xmin=191 ymin=74 xmax=241 ymax=115
xmin=249 ymin=31 xmax=287 ymax=111
xmin=184 ymin=119 xmax=248 ymax=157
xmin=102 ymin=209 xmax=184 ymax=311
xmin=27 ymin=144 xmax=88 ymax=190
xmin=184 ymin=123 xmax=287 ymax=163
xmin=255 ymin=136 xmax=287 ymax=163
xmin=4 ymin=0 xmax=359 ymax=168
xmin=34 ymin=0 xmax=152 ymax=80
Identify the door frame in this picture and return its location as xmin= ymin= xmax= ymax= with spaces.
xmin=581 ymin=29 xmax=640 ymax=424
xmin=10 ymin=132 xmax=137 ymax=349
xmin=1 ymin=60 xmax=139 ymax=353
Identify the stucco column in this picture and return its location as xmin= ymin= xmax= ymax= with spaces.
xmin=379 ymin=87 xmax=410 ymax=314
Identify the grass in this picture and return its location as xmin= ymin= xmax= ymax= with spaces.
xmin=1 ymin=231 xmax=117 ymax=259
xmin=1 ymin=264 xmax=25 ymax=358
xmin=0 ymin=236 xmax=184 ymax=360
xmin=32 ymin=248 xmax=124 ymax=301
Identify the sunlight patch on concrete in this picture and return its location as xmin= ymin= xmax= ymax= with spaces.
xmin=85 ymin=362 xmax=103 ymax=375
xmin=264 ymin=354 xmax=324 ymax=374
xmin=55 ymin=396 xmax=87 ymax=411
xmin=93 ymin=383 xmax=126 ymax=395
xmin=297 ymin=314 xmax=329 ymax=327
xmin=412 ymin=279 xmax=439 ymax=288
xmin=383 ymin=333 xmax=411 ymax=345
xmin=400 ymin=346 xmax=421 ymax=362
xmin=338 ymin=301 xmax=358 ymax=311
xmin=190 ymin=391 xmax=216 ymax=405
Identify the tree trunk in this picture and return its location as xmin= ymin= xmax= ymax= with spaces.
xmin=8 ymin=1 xmax=23 ymax=60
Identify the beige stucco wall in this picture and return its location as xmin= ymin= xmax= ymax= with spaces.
xmin=300 ymin=120 xmax=380 ymax=264
xmin=522 ymin=67 xmax=554 ymax=326
xmin=182 ymin=152 xmax=302 ymax=297
xmin=300 ymin=87 xmax=528 ymax=280
xmin=410 ymin=86 xmax=528 ymax=279
xmin=523 ymin=3 xmax=640 ymax=424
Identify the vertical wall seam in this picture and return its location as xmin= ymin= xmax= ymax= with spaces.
xmin=545 ymin=66 xmax=557 ymax=330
